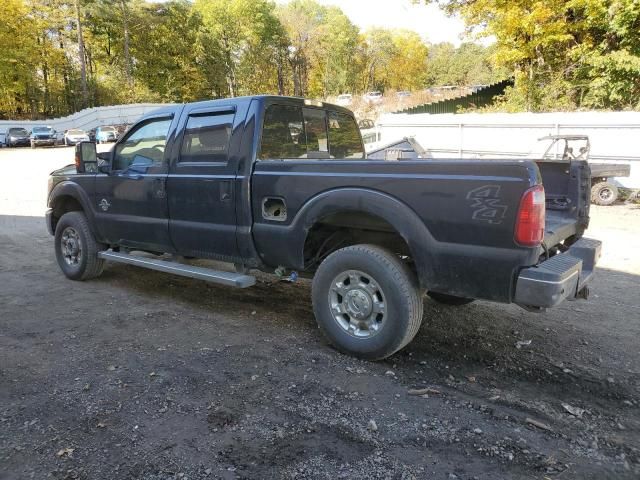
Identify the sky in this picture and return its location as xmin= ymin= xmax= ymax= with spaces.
xmin=275 ymin=0 xmax=471 ymax=46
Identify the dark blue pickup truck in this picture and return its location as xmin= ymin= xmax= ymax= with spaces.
xmin=46 ymin=95 xmax=601 ymax=359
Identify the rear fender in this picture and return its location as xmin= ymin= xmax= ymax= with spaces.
xmin=265 ymin=188 xmax=438 ymax=289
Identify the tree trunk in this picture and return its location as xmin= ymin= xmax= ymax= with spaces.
xmin=276 ymin=50 xmax=285 ymax=95
xmin=221 ymin=37 xmax=236 ymax=97
xmin=75 ymin=0 xmax=88 ymax=108
xmin=120 ymin=0 xmax=133 ymax=86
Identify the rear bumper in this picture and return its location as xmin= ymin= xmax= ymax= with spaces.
xmin=514 ymin=237 xmax=601 ymax=309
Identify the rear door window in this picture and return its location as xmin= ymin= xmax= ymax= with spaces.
xmin=180 ymin=113 xmax=234 ymax=163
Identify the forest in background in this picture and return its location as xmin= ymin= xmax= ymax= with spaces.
xmin=0 ymin=0 xmax=503 ymax=119
xmin=2 ymin=0 xmax=639 ymax=120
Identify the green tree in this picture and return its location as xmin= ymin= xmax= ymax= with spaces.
xmin=441 ymin=0 xmax=640 ymax=111
xmin=425 ymin=42 xmax=504 ymax=87
xmin=194 ymin=0 xmax=284 ymax=97
xmin=0 ymin=0 xmax=38 ymax=118
xmin=388 ymin=30 xmax=429 ymax=90
xmin=277 ymin=0 xmax=360 ymax=97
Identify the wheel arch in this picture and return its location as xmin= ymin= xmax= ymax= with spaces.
xmin=48 ymin=182 xmax=98 ymax=236
xmin=293 ymin=188 xmax=437 ymax=289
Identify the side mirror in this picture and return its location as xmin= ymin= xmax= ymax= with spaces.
xmin=74 ymin=141 xmax=97 ymax=173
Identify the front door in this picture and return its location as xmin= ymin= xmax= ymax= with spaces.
xmin=167 ymin=106 xmax=239 ymax=260
xmin=94 ymin=115 xmax=174 ymax=252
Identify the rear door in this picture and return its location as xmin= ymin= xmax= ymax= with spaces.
xmin=167 ymin=105 xmax=240 ymax=260
xmin=94 ymin=114 xmax=175 ymax=252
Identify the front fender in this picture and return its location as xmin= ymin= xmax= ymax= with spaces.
xmin=48 ymin=181 xmax=98 ymax=236
xmin=252 ymin=187 xmax=438 ymax=289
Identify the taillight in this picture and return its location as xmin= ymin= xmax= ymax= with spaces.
xmin=515 ymin=185 xmax=545 ymax=247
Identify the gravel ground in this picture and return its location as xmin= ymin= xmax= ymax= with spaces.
xmin=1 ymin=147 xmax=639 ymax=479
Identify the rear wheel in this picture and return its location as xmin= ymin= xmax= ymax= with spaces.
xmin=428 ymin=291 xmax=474 ymax=306
xmin=312 ymin=244 xmax=424 ymax=360
xmin=591 ymin=181 xmax=618 ymax=206
xmin=54 ymin=211 xmax=106 ymax=280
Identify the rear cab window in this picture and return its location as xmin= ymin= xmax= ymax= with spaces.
xmin=260 ymin=104 xmax=364 ymax=160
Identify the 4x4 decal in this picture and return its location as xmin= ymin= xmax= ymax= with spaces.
xmin=466 ymin=185 xmax=508 ymax=224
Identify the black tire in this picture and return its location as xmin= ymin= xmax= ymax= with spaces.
xmin=312 ymin=244 xmax=424 ymax=360
xmin=428 ymin=291 xmax=475 ymax=306
xmin=54 ymin=211 xmax=106 ymax=280
xmin=591 ymin=181 xmax=618 ymax=206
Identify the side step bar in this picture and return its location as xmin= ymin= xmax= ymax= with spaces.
xmin=98 ymin=250 xmax=256 ymax=288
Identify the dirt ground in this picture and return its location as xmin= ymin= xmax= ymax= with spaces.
xmin=1 ymin=147 xmax=639 ymax=479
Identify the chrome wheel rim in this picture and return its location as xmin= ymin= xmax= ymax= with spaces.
xmin=328 ymin=270 xmax=386 ymax=338
xmin=61 ymin=227 xmax=82 ymax=266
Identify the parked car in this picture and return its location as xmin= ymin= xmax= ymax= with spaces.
xmin=5 ymin=127 xmax=31 ymax=147
xmin=47 ymin=95 xmax=600 ymax=360
xmin=95 ymin=125 xmax=118 ymax=143
xmin=363 ymin=91 xmax=383 ymax=104
xmin=336 ymin=94 xmax=353 ymax=106
xmin=63 ymin=129 xmax=90 ymax=146
xmin=30 ymin=126 xmax=57 ymax=148
xmin=396 ymin=91 xmax=412 ymax=98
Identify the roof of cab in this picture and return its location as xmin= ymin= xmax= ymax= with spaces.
xmin=141 ymin=95 xmax=354 ymax=121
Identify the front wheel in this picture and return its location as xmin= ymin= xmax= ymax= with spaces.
xmin=312 ymin=244 xmax=424 ymax=360
xmin=54 ymin=211 xmax=106 ymax=280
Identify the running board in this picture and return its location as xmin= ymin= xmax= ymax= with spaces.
xmin=98 ymin=250 xmax=256 ymax=288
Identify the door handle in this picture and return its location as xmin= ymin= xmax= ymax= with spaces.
xmin=220 ymin=180 xmax=232 ymax=202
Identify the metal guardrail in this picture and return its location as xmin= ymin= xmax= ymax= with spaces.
xmin=0 ymin=103 xmax=171 ymax=134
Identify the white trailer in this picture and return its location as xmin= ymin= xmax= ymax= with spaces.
xmin=368 ymin=111 xmax=640 ymax=190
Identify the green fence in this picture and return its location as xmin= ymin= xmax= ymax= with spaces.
xmin=397 ymin=79 xmax=514 ymax=115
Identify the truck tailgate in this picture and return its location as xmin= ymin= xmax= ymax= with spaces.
xmin=536 ymin=159 xmax=591 ymax=247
